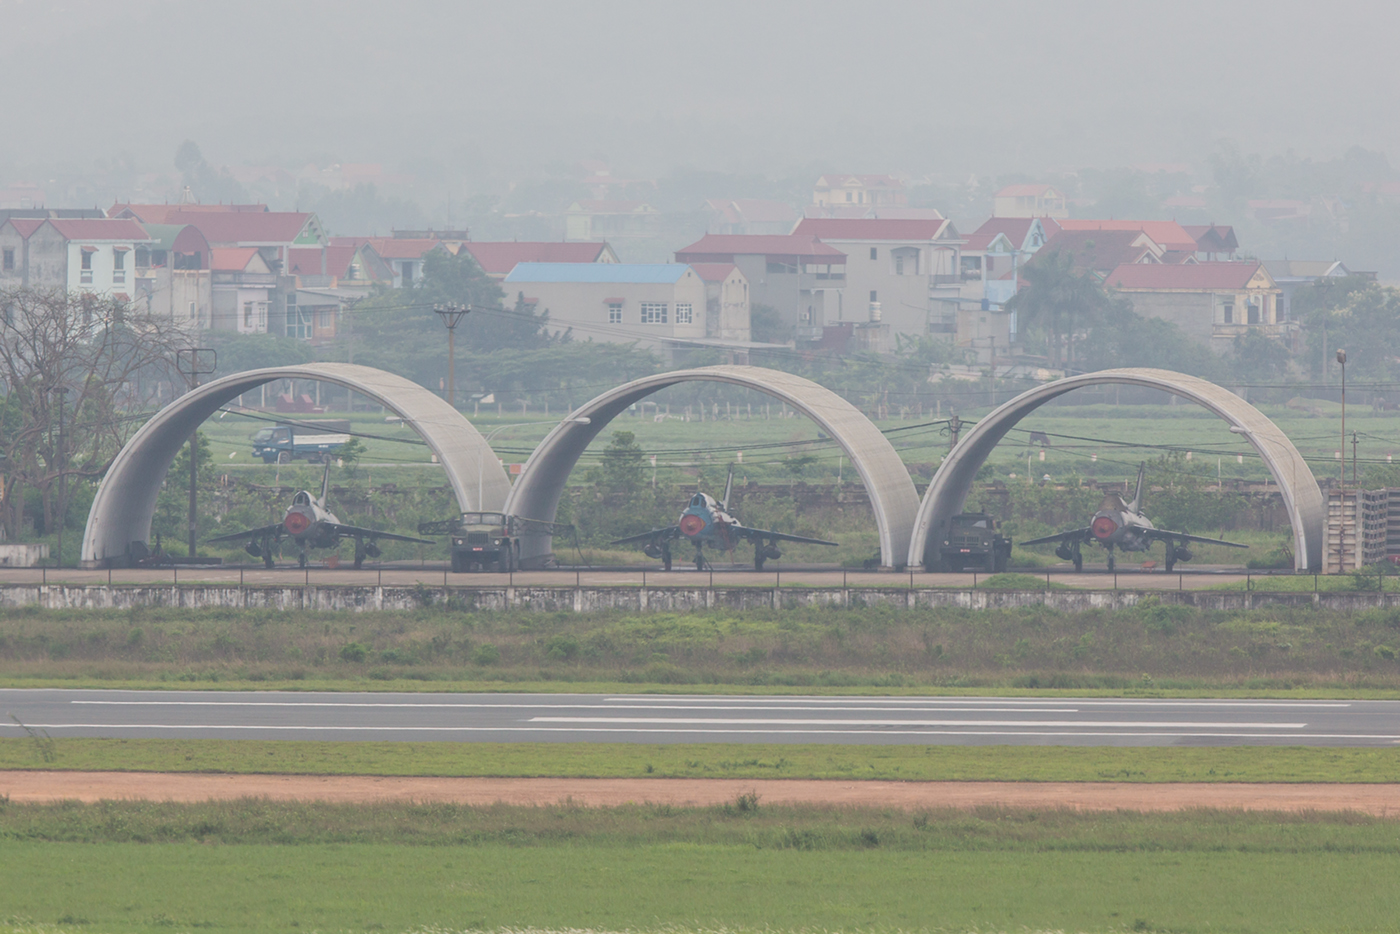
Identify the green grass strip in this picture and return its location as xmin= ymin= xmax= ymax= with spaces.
xmin=3 ymin=737 xmax=1399 ymax=782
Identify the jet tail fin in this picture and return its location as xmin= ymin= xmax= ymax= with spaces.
xmin=319 ymin=459 xmax=333 ymax=507
xmin=1129 ymin=462 xmax=1146 ymax=513
xmin=722 ymin=464 xmax=734 ymax=511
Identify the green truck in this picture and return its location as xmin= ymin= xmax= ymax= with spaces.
xmin=937 ymin=511 xmax=1012 ymax=573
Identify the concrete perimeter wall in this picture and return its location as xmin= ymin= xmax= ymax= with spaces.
xmin=0 ymin=584 xmax=1393 ymax=614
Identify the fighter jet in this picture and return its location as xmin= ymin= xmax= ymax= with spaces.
xmin=1018 ymin=463 xmax=1247 ymax=572
xmin=206 ymin=462 xmax=433 ymax=569
xmin=611 ymin=466 xmax=837 ymax=570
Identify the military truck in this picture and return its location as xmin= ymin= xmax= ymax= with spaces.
xmin=937 ymin=511 xmax=1012 ymax=573
xmin=419 ymin=512 xmax=519 ymax=572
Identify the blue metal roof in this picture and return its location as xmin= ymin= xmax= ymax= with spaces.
xmin=504 ymin=263 xmax=691 ymax=284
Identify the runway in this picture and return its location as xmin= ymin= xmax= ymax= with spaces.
xmin=3 ymin=690 xmax=1398 ymax=746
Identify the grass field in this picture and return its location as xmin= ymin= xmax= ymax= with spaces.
xmin=2 ymin=801 xmax=1400 ymax=933
xmin=5 ymin=601 xmax=1400 ymax=693
xmin=4 ymin=738 xmax=1399 ymax=783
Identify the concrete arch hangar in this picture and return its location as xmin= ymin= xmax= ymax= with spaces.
xmin=82 ymin=363 xmax=511 ymax=566
xmin=505 ymin=365 xmax=922 ymax=569
xmin=909 ymin=367 xmax=1325 ymax=573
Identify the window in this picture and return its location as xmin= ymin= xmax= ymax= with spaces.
xmin=319 ymin=307 xmax=335 ymax=328
xmin=845 ymin=191 xmax=853 ymax=202
xmin=2 ymin=248 xmax=12 ymax=272
xmin=640 ymin=302 xmax=668 ymax=324
xmin=766 ymin=260 xmax=797 ymax=274
xmin=608 ymin=302 xmax=622 ymax=324
xmin=869 ymin=247 xmax=878 ymax=260
xmin=80 ymin=250 xmax=93 ymax=270
xmin=188 ymin=301 xmax=196 ymax=320
xmin=1247 ymin=299 xmax=1261 ymax=325
xmin=112 ymin=248 xmax=125 ymax=283
xmin=869 ymin=290 xmax=878 ymax=302
xmin=675 ymin=303 xmax=693 ymax=324
xmin=243 ymin=302 xmax=253 ymax=329
xmin=80 ymin=247 xmax=95 ymax=284
xmin=400 ymin=261 xmax=415 ymax=282
xmin=1221 ymin=301 xmax=1234 ymax=324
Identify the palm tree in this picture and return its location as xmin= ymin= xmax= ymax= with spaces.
xmin=1005 ymin=250 xmax=1109 ymax=370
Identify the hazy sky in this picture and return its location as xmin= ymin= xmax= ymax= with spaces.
xmin=2 ymin=0 xmax=1396 ymax=182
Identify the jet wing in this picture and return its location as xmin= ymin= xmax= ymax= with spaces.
xmin=733 ymin=527 xmax=838 ymax=547
xmin=205 ymin=523 xmax=285 ymax=545
xmin=1019 ymin=528 xmax=1093 ymax=547
xmin=326 ymin=524 xmax=435 ymax=545
xmin=1142 ymin=529 xmax=1249 ymax=548
xmin=610 ymin=527 xmax=680 ymax=546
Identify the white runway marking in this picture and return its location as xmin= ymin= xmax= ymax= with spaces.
xmin=531 ymin=716 xmax=1309 ymax=729
xmin=69 ymin=701 xmax=1080 ymax=713
xmin=3 ymin=722 xmax=1390 ymax=739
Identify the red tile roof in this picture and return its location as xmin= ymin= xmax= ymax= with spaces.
xmin=110 ymin=203 xmax=269 ymax=223
xmin=792 ymin=217 xmax=953 ymax=241
xmin=1035 ymin=229 xmax=1159 ymax=273
xmin=1106 ymin=262 xmax=1266 ymax=291
xmin=674 ymin=234 xmax=845 ymax=260
xmin=1181 ymin=224 xmax=1239 ymax=252
xmin=1057 ymin=219 xmax=1196 ymax=252
xmin=996 ymin=184 xmax=1060 ymax=198
xmin=461 ymin=241 xmax=610 ymax=275
xmin=6 ymin=218 xmax=44 ymax=238
xmin=970 ymin=216 xmax=1061 ymax=245
xmin=289 ymin=247 xmax=347 ymax=277
xmin=368 ymin=238 xmax=442 ymax=260
xmin=689 ymin=263 xmax=739 ymax=282
xmin=47 ymin=218 xmax=152 ymax=241
xmin=210 ymin=248 xmax=261 ymax=272
xmin=329 ymin=236 xmax=373 ymax=249
xmin=161 ymin=211 xmax=313 ymax=245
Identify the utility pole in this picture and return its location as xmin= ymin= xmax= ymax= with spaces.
xmin=1338 ymin=349 xmax=1347 ymax=492
xmin=54 ymin=386 xmax=67 ymax=568
xmin=947 ymin=413 xmax=963 ymax=449
xmin=1352 ymin=430 xmax=1360 ymax=488
xmin=433 ymin=303 xmax=471 ymax=409
xmin=175 ymin=348 xmax=217 ymax=558
xmin=1337 ymin=348 xmax=1347 ymax=573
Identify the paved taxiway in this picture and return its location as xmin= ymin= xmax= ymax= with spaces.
xmin=3 ymin=690 xmax=1397 ymax=746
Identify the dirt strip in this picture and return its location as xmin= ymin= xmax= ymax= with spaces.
xmin=3 ymin=771 xmax=1400 ymax=815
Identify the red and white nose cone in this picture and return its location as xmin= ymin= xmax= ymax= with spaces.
xmin=679 ymin=514 xmax=706 ymax=537
xmin=284 ymin=511 xmax=312 ymax=536
xmin=1091 ymin=516 xmax=1118 ymax=539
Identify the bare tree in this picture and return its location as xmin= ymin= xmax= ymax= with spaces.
xmin=0 ymin=288 xmax=187 ymax=542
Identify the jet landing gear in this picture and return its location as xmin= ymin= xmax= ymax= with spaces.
xmin=1106 ymin=550 xmax=1115 ymax=572
xmin=1055 ymin=540 xmax=1084 ymax=573
xmin=694 ymin=549 xmax=710 ymax=571
xmin=1165 ymin=541 xmax=1192 ymax=574
xmin=352 ymin=539 xmax=382 ymax=570
xmin=754 ymin=539 xmax=781 ymax=571
xmin=246 ymin=536 xmax=276 ymax=569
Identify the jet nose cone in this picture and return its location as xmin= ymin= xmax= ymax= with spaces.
xmin=679 ymin=514 xmax=706 ymax=537
xmin=1091 ymin=514 xmax=1118 ymax=540
xmin=284 ymin=509 xmax=312 ymax=536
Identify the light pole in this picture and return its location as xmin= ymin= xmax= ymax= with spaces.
xmin=176 ymin=348 xmax=217 ymax=558
xmin=54 ymin=386 xmax=67 ymax=569
xmin=1338 ymin=349 xmax=1347 ymax=491
xmin=433 ymin=303 xmax=471 ymax=409
xmin=475 ymin=417 xmax=590 ymax=508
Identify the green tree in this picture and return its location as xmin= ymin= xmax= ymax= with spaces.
xmin=1005 ymin=250 xmax=1112 ymax=369
xmin=598 ymin=430 xmax=647 ymax=494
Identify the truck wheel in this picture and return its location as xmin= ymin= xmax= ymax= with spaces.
xmin=983 ymin=553 xmax=996 ymax=574
xmin=451 ymin=553 xmax=466 ymax=573
xmin=277 ymin=451 xmax=291 ymax=465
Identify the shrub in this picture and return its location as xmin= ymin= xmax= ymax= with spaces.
xmin=339 ymin=642 xmax=368 ymax=663
xmin=472 ymin=644 xmax=501 ymax=665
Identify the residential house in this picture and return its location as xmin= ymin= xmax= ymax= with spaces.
xmin=1055 ymin=219 xmax=1199 ymax=254
xmin=689 ymin=264 xmax=752 ymax=343
xmin=132 ymin=224 xmax=211 ymax=330
xmin=960 ymin=217 xmax=1061 ymax=304
xmin=673 ymin=234 xmax=846 ymax=342
xmin=1034 ymin=229 xmax=1169 ymax=278
xmin=210 ymin=248 xmax=276 ymax=334
xmin=564 ymin=201 xmax=660 ymax=241
xmin=501 ymin=263 xmax=711 ymax=360
xmin=1182 ymin=224 xmax=1239 ymax=260
xmin=110 ymin=203 xmax=270 ymax=224
xmin=1105 ymin=262 xmax=1287 ymax=355
xmin=704 ymin=199 xmax=798 ymax=235
xmin=0 ymin=217 xmax=152 ymax=298
xmin=364 ymin=238 xmax=445 ymax=287
xmin=457 ymin=241 xmax=618 ymax=280
xmin=812 ymin=175 xmax=906 ymax=209
xmin=1262 ymin=259 xmax=1354 ymax=321
xmin=993 ymin=184 xmax=1068 ymax=218
xmin=790 ymin=217 xmax=966 ymax=349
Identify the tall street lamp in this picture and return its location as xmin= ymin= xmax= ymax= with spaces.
xmin=1337 ymin=348 xmax=1347 ymax=573
xmin=434 ymin=303 xmax=472 ymax=409
xmin=1337 ymin=349 xmax=1347 ymax=491
xmin=54 ymin=386 xmax=67 ymax=569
